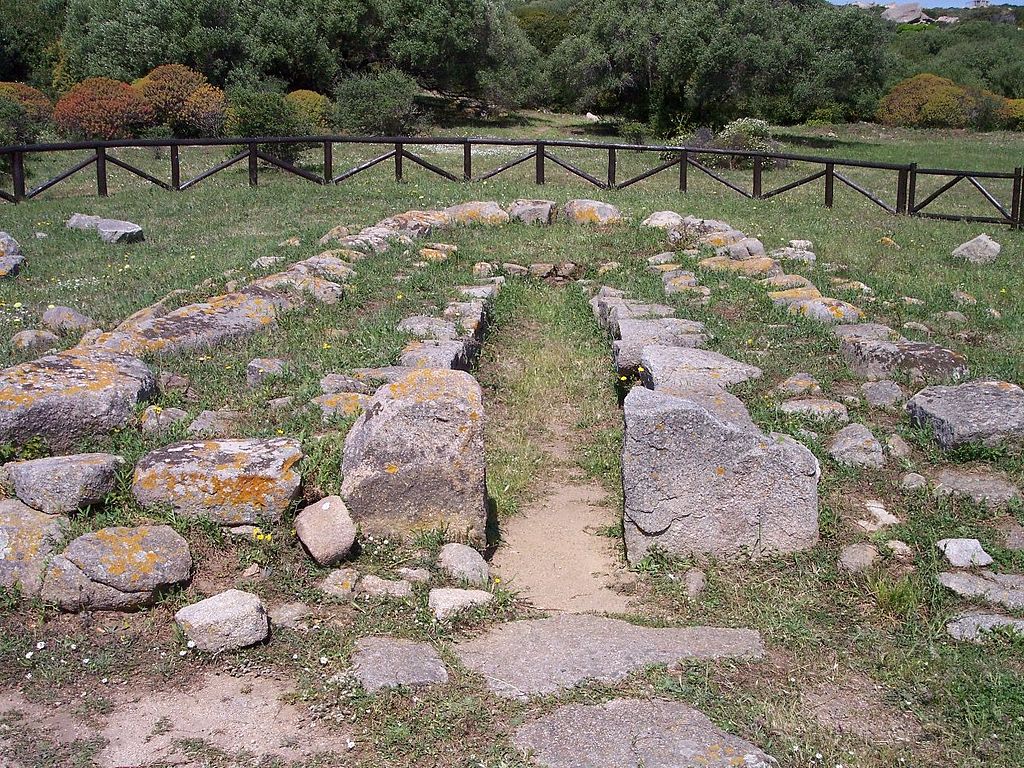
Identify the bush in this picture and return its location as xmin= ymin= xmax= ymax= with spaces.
xmin=0 ymin=82 xmax=52 ymax=123
xmin=0 ymin=94 xmax=41 ymax=175
xmin=662 ymin=118 xmax=786 ymax=169
xmin=334 ymin=69 xmax=418 ymax=136
xmin=877 ymin=73 xmax=991 ymax=129
xmin=53 ymin=77 xmax=155 ymax=139
xmin=1004 ymin=99 xmax=1024 ymax=130
xmin=285 ymin=89 xmax=332 ymax=133
xmin=225 ymin=90 xmax=305 ymax=162
xmin=135 ymin=64 xmax=226 ymax=137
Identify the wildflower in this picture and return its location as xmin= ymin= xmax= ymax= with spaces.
xmin=396 ymin=292 xmax=404 ymax=300
xmin=322 ymin=343 xmax=331 ymax=349
xmin=619 ymin=375 xmax=628 ymax=381
xmin=276 ymin=429 xmax=284 ymax=435
xmin=637 ymin=366 xmax=645 ymax=373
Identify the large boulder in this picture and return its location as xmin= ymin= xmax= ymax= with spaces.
xmin=444 ymin=201 xmax=510 ymax=226
xmin=0 ymin=349 xmax=156 ymax=450
xmin=132 ymin=438 xmax=303 ymax=525
xmin=341 ymin=369 xmax=486 ymax=543
xmin=5 ymin=453 xmax=123 ymax=514
xmin=952 ymin=234 xmax=1000 ymax=265
xmin=907 ymin=380 xmax=1024 ymax=449
xmin=562 ymin=199 xmax=623 ymax=225
xmin=0 ymin=500 xmax=68 ymax=596
xmin=841 ymin=337 xmax=968 ymax=383
xmin=622 ymin=387 xmax=818 ymax=562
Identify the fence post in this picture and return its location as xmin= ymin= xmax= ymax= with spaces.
xmin=96 ymin=146 xmax=108 ymax=197
xmin=535 ymin=142 xmax=545 ymax=184
xmin=323 ymin=141 xmax=333 ymax=184
xmin=395 ymin=142 xmax=403 ymax=182
xmin=896 ymin=166 xmax=910 ymax=215
xmin=752 ymin=156 xmax=763 ymax=199
xmin=679 ymin=151 xmax=688 ymax=192
xmin=907 ymin=163 xmax=917 ymax=215
xmin=607 ymin=147 xmax=616 ymax=189
xmin=247 ymin=143 xmax=258 ymax=187
xmin=170 ymin=145 xmax=180 ymax=190
xmin=463 ymin=141 xmax=472 ymax=181
xmin=12 ymin=152 xmax=26 ymax=201
xmin=1011 ymin=166 xmax=1022 ymax=229
xmin=824 ymin=163 xmax=834 ymax=208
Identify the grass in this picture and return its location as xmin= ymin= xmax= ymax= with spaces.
xmin=1 ymin=114 xmax=1023 ymax=767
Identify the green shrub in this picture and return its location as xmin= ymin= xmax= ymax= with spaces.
xmin=334 ymin=69 xmax=419 ymax=136
xmin=876 ymin=73 xmax=1009 ymax=129
xmin=225 ymin=89 xmax=305 ymax=162
xmin=52 ymin=76 xmax=155 ymax=139
xmin=0 ymin=94 xmax=40 ymax=175
xmin=1005 ymin=99 xmax=1024 ymax=130
xmin=285 ymin=89 xmax=332 ymax=133
xmin=662 ymin=118 xmax=786 ymax=170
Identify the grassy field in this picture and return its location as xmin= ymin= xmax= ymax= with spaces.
xmin=1 ymin=116 xmax=1023 ymax=768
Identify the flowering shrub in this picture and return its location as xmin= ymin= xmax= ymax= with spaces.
xmin=285 ymin=90 xmax=332 ymax=133
xmin=53 ymin=77 xmax=155 ymax=139
xmin=664 ymin=117 xmax=786 ymax=169
xmin=0 ymin=82 xmax=52 ymax=123
xmin=135 ymin=64 xmax=226 ymax=137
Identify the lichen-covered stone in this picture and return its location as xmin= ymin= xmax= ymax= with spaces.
xmin=778 ymin=398 xmax=849 ymax=423
xmin=506 ymin=200 xmax=557 ymax=225
xmin=11 ymin=330 xmax=59 ymax=352
xmin=841 ymin=337 xmax=968 ymax=383
xmin=5 ymin=453 xmax=122 ymax=514
xmin=907 ymin=380 xmax=1024 ymax=449
xmin=187 ymin=409 xmax=244 ymax=438
xmin=399 ymin=339 xmax=472 ymax=370
xmin=0 ymin=349 xmax=156 ymax=450
xmin=140 ymin=405 xmax=189 ymax=434
xmin=0 ymin=232 xmax=25 ymax=278
xmin=397 ymin=316 xmax=458 ymax=341
xmin=613 ymin=318 xmax=706 ymax=371
xmin=341 ymin=369 xmax=486 ymax=543
xmin=376 ymin=210 xmax=451 ymax=238
xmin=39 ymin=554 xmax=150 ymax=611
xmin=42 ymin=306 xmax=97 ymax=334
xmin=175 ymin=589 xmax=269 ymax=652
xmin=641 ymin=211 xmax=684 ymax=229
xmin=788 ymin=297 xmax=863 ymax=325
xmin=63 ymin=524 xmax=191 ymax=593
xmin=562 ymin=199 xmax=623 ymax=225
xmin=0 ymin=499 xmax=68 ymax=596
xmin=639 ymin=346 xmax=762 ymax=393
xmin=246 ymin=358 xmax=286 ymax=388
xmin=132 ymin=438 xmax=302 ymax=525
xmin=829 ymin=423 xmax=885 ymax=468
xmin=313 ymin=392 xmax=371 ymax=422
xmin=698 ymin=255 xmax=781 ymax=278
xmin=444 ymin=201 xmax=510 ymax=226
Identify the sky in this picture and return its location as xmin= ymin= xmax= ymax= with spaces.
xmin=830 ymin=1 xmax=1024 ymax=6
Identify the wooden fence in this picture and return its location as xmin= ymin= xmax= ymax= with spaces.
xmin=1 ymin=135 xmax=1021 ymax=228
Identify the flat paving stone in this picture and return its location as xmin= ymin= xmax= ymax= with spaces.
xmin=640 ymin=346 xmax=762 ymax=392
xmin=932 ymin=467 xmax=1021 ymax=510
xmin=454 ymin=614 xmax=762 ymax=700
xmin=939 ymin=570 xmax=1024 ymax=610
xmin=907 ymin=380 xmax=1024 ymax=449
xmin=351 ymin=636 xmax=448 ymax=692
xmin=514 ymin=698 xmax=775 ymax=768
xmin=947 ymin=610 xmax=1024 ymax=642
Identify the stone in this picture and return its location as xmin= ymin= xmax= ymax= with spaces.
xmin=715 ymin=237 xmax=766 ymax=261
xmin=886 ymin=434 xmax=912 ymax=459
xmin=268 ymin=602 xmax=311 ymax=631
xmin=862 ymin=380 xmax=905 ymax=407
xmin=562 ymin=199 xmax=623 ymax=225
xmin=458 ymin=283 xmax=499 ymax=302
xmin=833 ymin=322 xmax=898 ymax=342
xmin=294 ymin=496 xmax=356 ymax=566
xmin=760 ymin=273 xmax=815 ymax=290
xmin=187 ymin=409 xmax=244 ymax=438
xmin=935 ymin=310 xmax=968 ymax=325
xmin=39 ymin=554 xmax=149 ymax=611
xmin=771 ymin=246 xmax=816 ymax=264
xmin=320 ymin=568 xmax=358 ymax=598
xmin=768 ymin=286 xmax=823 ymax=307
xmin=246 ymin=358 xmax=286 ymax=388
xmin=903 ymin=321 xmax=931 ymax=334
xmin=778 ymin=398 xmax=849 ymax=423
xmin=472 ymin=262 xmax=493 ymax=279
xmin=507 ymin=200 xmax=557 ymax=225
xmin=906 ymin=380 xmax=1024 ymax=449
xmin=132 ymin=438 xmax=302 ymax=525
xmin=340 ymin=369 xmax=486 ymax=543
xmin=437 ymin=543 xmax=489 ymax=585
xmin=641 ymin=211 xmax=685 ymax=229
xmin=839 ymin=543 xmax=879 ymax=574
xmin=313 ymin=392 xmax=371 ymax=422
xmin=63 ymin=525 xmax=191 ymax=593
xmin=952 ymin=289 xmax=977 ymax=306
xmin=937 ymin=538 xmax=993 ymax=568
xmin=158 ymin=371 xmax=192 ymax=395
xmin=0 ymin=349 xmax=156 ymax=450
xmin=883 ymin=2 xmax=925 ymax=23
xmin=351 ymin=637 xmax=449 ymax=693
xmin=938 ymin=571 xmax=1024 ymax=610
xmin=699 ymin=255 xmax=782 ymax=278
xmin=857 ymin=499 xmax=900 ymax=533
xmin=11 ymin=329 xmax=59 ymax=352
xmin=357 ymin=575 xmax=413 ymax=599
xmin=683 ymin=568 xmax=707 ymax=600
xmin=444 ymin=201 xmax=509 ymax=226
xmin=175 ymin=589 xmax=269 ymax=652
xmin=886 ymin=540 xmax=915 ymax=561
xmin=952 ymin=234 xmax=1001 ymax=265
xmin=0 ymin=499 xmax=68 ymax=596
xmin=0 ymin=232 xmax=25 ymax=278
xmin=398 ymin=315 xmax=458 ymax=341
xmin=788 ymin=297 xmax=863 ymax=325
xmin=66 ymin=213 xmax=102 ymax=230
xmin=832 ymin=278 xmax=873 ymax=295
xmin=41 ymin=306 xmax=97 ymax=334
xmin=639 ymin=346 xmax=761 ymax=392
xmin=377 ymin=210 xmax=450 ymax=238
xmin=648 ymin=252 xmax=679 ymax=265
xmin=829 ymin=424 xmax=885 ymax=468
xmin=318 ymin=224 xmax=351 ymax=245
xmin=777 ymin=372 xmax=821 ymax=396
xmin=947 ymin=611 xmax=1024 ymax=643
xmin=841 ymin=337 xmax=968 ymax=383
xmin=399 ymin=339 xmax=471 ymax=370
xmin=931 ymin=468 xmax=1020 ymax=510
xmin=140 ymin=405 xmax=189 ymax=434
xmin=514 ymin=698 xmax=775 ymax=768
xmin=5 ymin=453 xmax=122 ymax=514
xmin=320 ymin=373 xmax=374 ymax=395
xmin=398 ymin=567 xmax=431 ymax=583
xmin=901 ymin=472 xmax=927 ymax=491
xmin=455 ymin=614 xmax=763 ymax=700
xmin=428 ymin=587 xmax=493 ymax=620
xmin=612 ymin=318 xmax=706 ymax=371
xmin=96 ymin=219 xmax=144 ymax=244
xmin=251 ymin=255 xmax=285 ymax=270
xmin=622 ymin=387 xmax=818 ymax=562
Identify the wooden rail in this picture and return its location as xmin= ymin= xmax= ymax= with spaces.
xmin=1 ymin=135 xmax=1021 ymax=228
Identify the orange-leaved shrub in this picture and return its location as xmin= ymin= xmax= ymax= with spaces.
xmin=53 ymin=77 xmax=155 ymax=140
xmin=877 ymin=73 xmax=1010 ymax=130
xmin=136 ymin=64 xmax=226 ymax=137
xmin=285 ymin=90 xmax=332 ymax=133
xmin=1004 ymin=99 xmax=1024 ymax=131
xmin=0 ymin=82 xmax=52 ymax=123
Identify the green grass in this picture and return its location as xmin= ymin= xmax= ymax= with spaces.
xmin=1 ymin=115 xmax=1023 ymax=768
